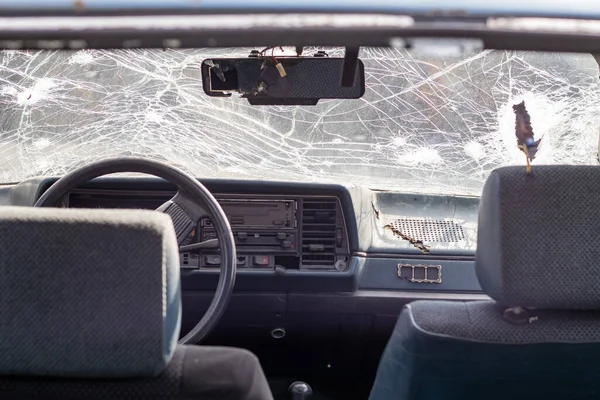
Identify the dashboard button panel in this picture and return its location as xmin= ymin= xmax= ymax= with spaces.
xmin=205 ymin=255 xmax=221 ymax=265
xmin=252 ymin=255 xmax=270 ymax=266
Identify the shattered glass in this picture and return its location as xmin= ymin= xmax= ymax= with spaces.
xmin=0 ymin=48 xmax=598 ymax=195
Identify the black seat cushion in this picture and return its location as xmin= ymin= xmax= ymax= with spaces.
xmin=0 ymin=344 xmax=273 ymax=400
xmin=370 ymin=301 xmax=600 ymax=400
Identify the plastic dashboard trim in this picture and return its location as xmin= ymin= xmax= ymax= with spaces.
xmin=22 ymin=176 xmax=360 ymax=252
xmin=182 ymin=255 xmax=363 ymax=293
xmin=2 ymin=176 xmax=485 ymax=295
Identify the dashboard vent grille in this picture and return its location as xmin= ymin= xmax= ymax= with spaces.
xmin=301 ymin=199 xmax=337 ymax=267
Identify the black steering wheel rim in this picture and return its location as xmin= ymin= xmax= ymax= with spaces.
xmin=34 ymin=158 xmax=236 ymax=344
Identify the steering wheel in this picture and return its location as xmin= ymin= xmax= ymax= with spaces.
xmin=33 ymin=158 xmax=236 ymax=344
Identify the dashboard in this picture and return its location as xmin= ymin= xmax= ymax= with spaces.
xmin=68 ymin=189 xmax=351 ymax=273
xmin=0 ymin=176 xmax=487 ymax=343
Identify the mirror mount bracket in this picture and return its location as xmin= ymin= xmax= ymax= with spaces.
xmin=342 ymin=47 xmax=360 ymax=87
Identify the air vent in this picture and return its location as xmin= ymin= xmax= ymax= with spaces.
xmin=301 ymin=199 xmax=337 ymax=268
xmin=389 ymin=218 xmax=465 ymax=243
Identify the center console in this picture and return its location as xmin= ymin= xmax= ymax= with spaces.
xmin=67 ymin=189 xmax=350 ymax=272
xmin=182 ymin=195 xmax=349 ymax=272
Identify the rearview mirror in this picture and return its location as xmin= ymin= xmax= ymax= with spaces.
xmin=201 ymin=56 xmax=365 ymax=105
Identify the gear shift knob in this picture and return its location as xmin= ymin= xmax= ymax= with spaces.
xmin=288 ymin=381 xmax=313 ymax=400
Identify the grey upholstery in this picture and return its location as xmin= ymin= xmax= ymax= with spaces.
xmin=370 ymin=301 xmax=600 ymax=400
xmin=370 ymin=166 xmax=600 ymax=400
xmin=406 ymin=300 xmax=600 ymax=343
xmin=0 ymin=206 xmax=181 ymax=377
xmin=477 ymin=166 xmax=600 ymax=309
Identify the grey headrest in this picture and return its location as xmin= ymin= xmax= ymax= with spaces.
xmin=0 ymin=206 xmax=181 ymax=377
xmin=477 ymin=166 xmax=600 ymax=309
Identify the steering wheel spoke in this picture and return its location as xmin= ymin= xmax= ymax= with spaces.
xmin=179 ymin=238 xmax=219 ymax=253
xmin=157 ymin=191 xmax=208 ymax=246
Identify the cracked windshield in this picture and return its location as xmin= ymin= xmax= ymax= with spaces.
xmin=0 ymin=47 xmax=597 ymax=195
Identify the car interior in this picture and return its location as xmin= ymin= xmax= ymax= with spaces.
xmin=1 ymin=3 xmax=600 ymax=400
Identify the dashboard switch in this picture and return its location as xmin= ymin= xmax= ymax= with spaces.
xmin=238 ymin=232 xmax=248 ymax=240
xmin=276 ymin=232 xmax=286 ymax=240
xmin=205 ymin=255 xmax=221 ymax=266
xmin=282 ymin=240 xmax=292 ymax=249
xmin=252 ymin=255 xmax=270 ymax=266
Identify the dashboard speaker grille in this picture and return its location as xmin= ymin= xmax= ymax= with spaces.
xmin=301 ymin=199 xmax=337 ymax=267
xmin=390 ymin=218 xmax=465 ymax=243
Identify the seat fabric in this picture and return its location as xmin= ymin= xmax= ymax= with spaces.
xmin=370 ymin=301 xmax=600 ymax=400
xmin=0 ymin=206 xmax=181 ymax=377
